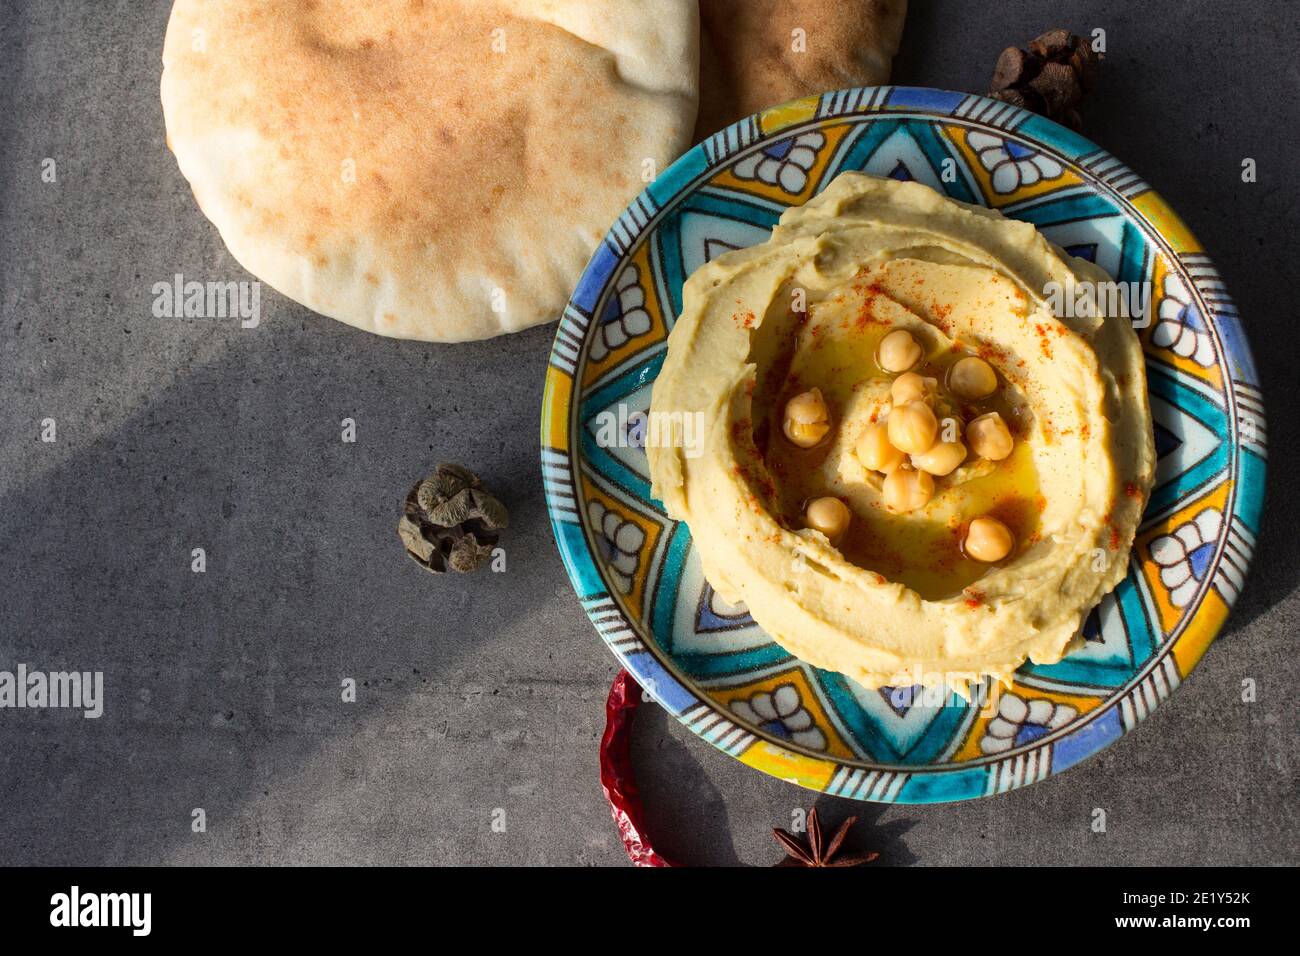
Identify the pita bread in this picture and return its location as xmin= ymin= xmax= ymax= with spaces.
xmin=161 ymin=0 xmax=698 ymax=342
xmin=695 ymin=0 xmax=907 ymax=139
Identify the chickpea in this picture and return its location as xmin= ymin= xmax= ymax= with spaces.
xmin=785 ymin=386 xmax=828 ymax=424
xmin=911 ymin=440 xmax=967 ymax=477
xmin=783 ymin=387 xmax=831 ymax=448
xmin=805 ymin=496 xmax=851 ymax=542
xmin=881 ymin=465 xmax=934 ymax=513
xmin=967 ymin=411 xmax=1014 ymax=461
xmin=890 ymin=371 xmax=930 ymax=407
xmin=964 ymin=516 xmax=1014 ymax=562
xmin=948 ymin=356 xmax=998 ymax=400
xmin=855 ymin=422 xmax=906 ymax=474
xmin=887 ymin=400 xmax=938 ymax=455
xmin=877 ymin=329 xmax=922 ymax=373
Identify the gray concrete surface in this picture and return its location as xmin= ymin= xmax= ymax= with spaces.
xmin=0 ymin=0 xmax=1295 ymax=866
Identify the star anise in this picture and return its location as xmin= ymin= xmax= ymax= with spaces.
xmin=771 ymin=808 xmax=878 ymax=867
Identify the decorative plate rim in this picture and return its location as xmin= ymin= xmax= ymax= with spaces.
xmin=541 ymin=86 xmax=1266 ymax=803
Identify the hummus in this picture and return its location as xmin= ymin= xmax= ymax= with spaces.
xmin=647 ymin=173 xmax=1155 ymax=691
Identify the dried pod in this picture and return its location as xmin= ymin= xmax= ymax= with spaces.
xmin=417 ymin=463 xmax=475 ymax=514
xmin=991 ymin=46 xmax=1040 ymax=91
xmin=1030 ymin=61 xmax=1083 ymax=118
xmin=987 ymin=28 xmax=1101 ymax=131
xmin=400 ymin=463 xmax=508 ymax=574
xmin=469 ymin=489 xmax=509 ymax=530
xmin=1028 ymin=27 xmax=1074 ymax=60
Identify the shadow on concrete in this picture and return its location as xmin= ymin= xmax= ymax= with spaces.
xmin=0 ymin=300 xmax=564 ymax=863
xmin=631 ymin=701 xmax=742 ymax=866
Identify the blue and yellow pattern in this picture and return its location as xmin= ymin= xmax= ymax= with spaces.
xmin=540 ymin=88 xmax=1266 ymax=803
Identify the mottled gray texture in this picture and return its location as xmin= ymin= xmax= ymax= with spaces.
xmin=0 ymin=0 xmax=1295 ymax=866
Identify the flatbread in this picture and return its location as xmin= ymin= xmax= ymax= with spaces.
xmin=695 ymin=0 xmax=907 ymax=139
xmin=161 ymin=0 xmax=698 ymax=342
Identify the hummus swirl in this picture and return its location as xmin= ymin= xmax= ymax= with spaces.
xmin=647 ymin=173 xmax=1155 ymax=691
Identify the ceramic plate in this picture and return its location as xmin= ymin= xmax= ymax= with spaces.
xmin=541 ymin=87 xmax=1265 ymax=802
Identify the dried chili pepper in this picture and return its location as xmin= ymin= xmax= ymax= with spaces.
xmin=599 ymin=670 xmax=676 ymax=867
